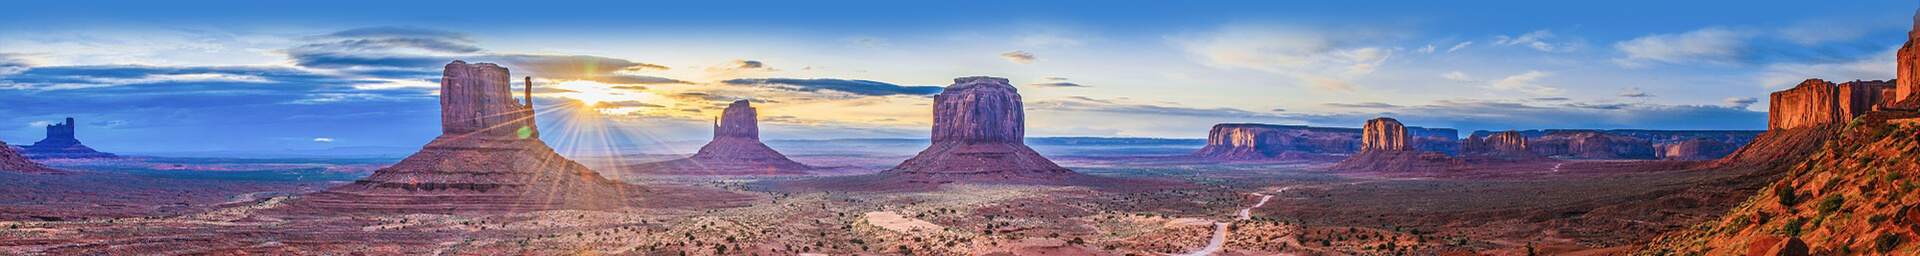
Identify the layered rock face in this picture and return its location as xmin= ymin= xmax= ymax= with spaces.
xmin=298 ymin=61 xmax=743 ymax=214
xmin=1467 ymin=129 xmax=1761 ymax=146
xmin=1767 ymin=79 xmax=1890 ymax=130
xmin=0 ymin=139 xmax=58 ymax=174
xmin=18 ymin=118 xmax=117 ymax=159
xmin=1331 ymin=118 xmax=1462 ymax=172
xmin=880 ymin=76 xmax=1075 ymax=182
xmin=1528 ymin=130 xmax=1657 ymax=159
xmin=626 ymin=100 xmax=814 ymax=175
xmin=1361 ymin=118 xmax=1410 ymax=151
xmin=1657 ymin=138 xmax=1739 ymax=161
xmin=1899 ymin=10 xmax=1920 ymax=105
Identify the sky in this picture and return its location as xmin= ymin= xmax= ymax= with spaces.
xmin=0 ymin=0 xmax=1913 ymax=154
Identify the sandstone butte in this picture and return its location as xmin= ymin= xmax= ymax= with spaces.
xmin=1329 ymin=117 xmax=1463 ymax=172
xmin=1658 ymin=138 xmax=1739 ymax=161
xmin=1716 ymin=78 xmax=1893 ymax=168
xmin=16 ymin=117 xmax=118 ymax=159
xmin=624 ymin=100 xmax=815 ymax=175
xmin=879 ymin=76 xmax=1076 ymax=183
xmin=1186 ymin=123 xmax=1458 ymax=161
xmin=288 ymin=61 xmax=748 ymax=215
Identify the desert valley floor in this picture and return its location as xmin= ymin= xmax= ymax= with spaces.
xmin=0 ymin=144 xmax=1764 ymax=255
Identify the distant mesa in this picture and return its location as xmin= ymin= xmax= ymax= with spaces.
xmin=624 ymin=100 xmax=817 ymax=175
xmin=1659 ymin=138 xmax=1739 ymax=161
xmin=1461 ymin=130 xmax=1548 ymax=161
xmin=1187 ymin=123 xmax=1457 ymax=161
xmin=0 ymin=139 xmax=60 ymax=174
xmin=1329 ymin=117 xmax=1464 ymax=172
xmin=17 ymin=117 xmax=118 ymax=159
xmin=290 ymin=61 xmax=749 ymax=215
xmin=1526 ymin=130 xmax=1656 ymax=159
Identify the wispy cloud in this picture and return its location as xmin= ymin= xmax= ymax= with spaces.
xmin=721 ymin=78 xmax=942 ymax=96
xmin=1000 ymin=51 xmax=1038 ymax=64
xmin=1488 ymin=70 xmax=1560 ymax=94
xmin=1168 ymin=23 xmax=1397 ymax=92
xmin=1612 ymin=27 xmax=1754 ymax=68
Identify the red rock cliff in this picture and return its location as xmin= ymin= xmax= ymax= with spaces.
xmin=628 ymin=100 xmax=814 ymax=175
xmin=1769 ymin=79 xmax=1892 ymax=131
xmin=1899 ymin=10 xmax=1920 ymax=104
xmin=1188 ymin=123 xmax=1359 ymax=160
xmin=1529 ymin=131 xmax=1656 ymax=159
xmin=439 ymin=61 xmax=537 ymax=137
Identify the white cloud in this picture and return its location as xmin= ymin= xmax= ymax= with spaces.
xmin=1446 ymin=41 xmax=1473 ymax=53
xmin=1417 ymin=44 xmax=1436 ymax=54
xmin=1612 ymin=27 xmax=1755 ymax=68
xmin=312 ymin=137 xmax=334 ymax=142
xmin=1488 ymin=70 xmax=1560 ymax=94
xmin=1753 ymin=47 xmax=1897 ymax=89
xmin=1168 ymin=23 xmax=1397 ymax=91
xmin=1493 ymin=30 xmax=1578 ymax=52
xmin=1441 ymin=71 xmax=1475 ymax=82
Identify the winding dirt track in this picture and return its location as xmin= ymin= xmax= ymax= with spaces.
xmin=1169 ymin=187 xmax=1297 ymax=256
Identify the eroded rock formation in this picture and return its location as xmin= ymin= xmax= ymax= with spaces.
xmin=1528 ymin=130 xmax=1656 ymax=159
xmin=625 ymin=100 xmax=815 ymax=175
xmin=1188 ymin=123 xmax=1459 ymax=161
xmin=877 ymin=76 xmax=1075 ymax=183
xmin=1899 ymin=9 xmax=1920 ymax=105
xmin=1331 ymin=118 xmax=1463 ymax=172
xmin=18 ymin=118 xmax=117 ymax=159
xmin=295 ymin=61 xmax=746 ymax=215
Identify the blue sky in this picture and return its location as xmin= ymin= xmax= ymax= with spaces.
xmin=0 ymin=0 xmax=1912 ymax=154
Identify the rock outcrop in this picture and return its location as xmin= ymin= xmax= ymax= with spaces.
xmin=1528 ymin=130 xmax=1657 ymax=159
xmin=1657 ymin=138 xmax=1738 ymax=161
xmin=877 ymin=76 xmax=1076 ymax=183
xmin=18 ymin=117 xmax=117 ymax=159
xmin=0 ymin=139 xmax=58 ymax=174
xmin=1467 ymin=129 xmax=1762 ymax=147
xmin=1462 ymin=131 xmax=1541 ymax=158
xmin=625 ymin=100 xmax=815 ymax=175
xmin=1331 ymin=118 xmax=1463 ymax=172
xmin=294 ymin=61 xmax=747 ymax=215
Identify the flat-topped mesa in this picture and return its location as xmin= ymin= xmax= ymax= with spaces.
xmin=627 ymin=100 xmax=814 ymax=175
xmin=882 ymin=76 xmax=1074 ymax=181
xmin=294 ymin=61 xmax=748 ymax=215
xmin=1361 ymin=118 xmax=1411 ymax=152
xmin=1188 ymin=123 xmax=1360 ymax=160
xmin=440 ymin=61 xmax=537 ymax=138
xmin=19 ymin=117 xmax=117 ymax=159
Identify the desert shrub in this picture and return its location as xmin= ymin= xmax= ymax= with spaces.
xmin=1779 ymin=218 xmax=1807 ymax=236
xmin=1877 ymin=233 xmax=1902 ymax=253
xmin=1816 ymin=194 xmax=1845 ymax=214
xmin=1776 ymin=185 xmax=1799 ymax=206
